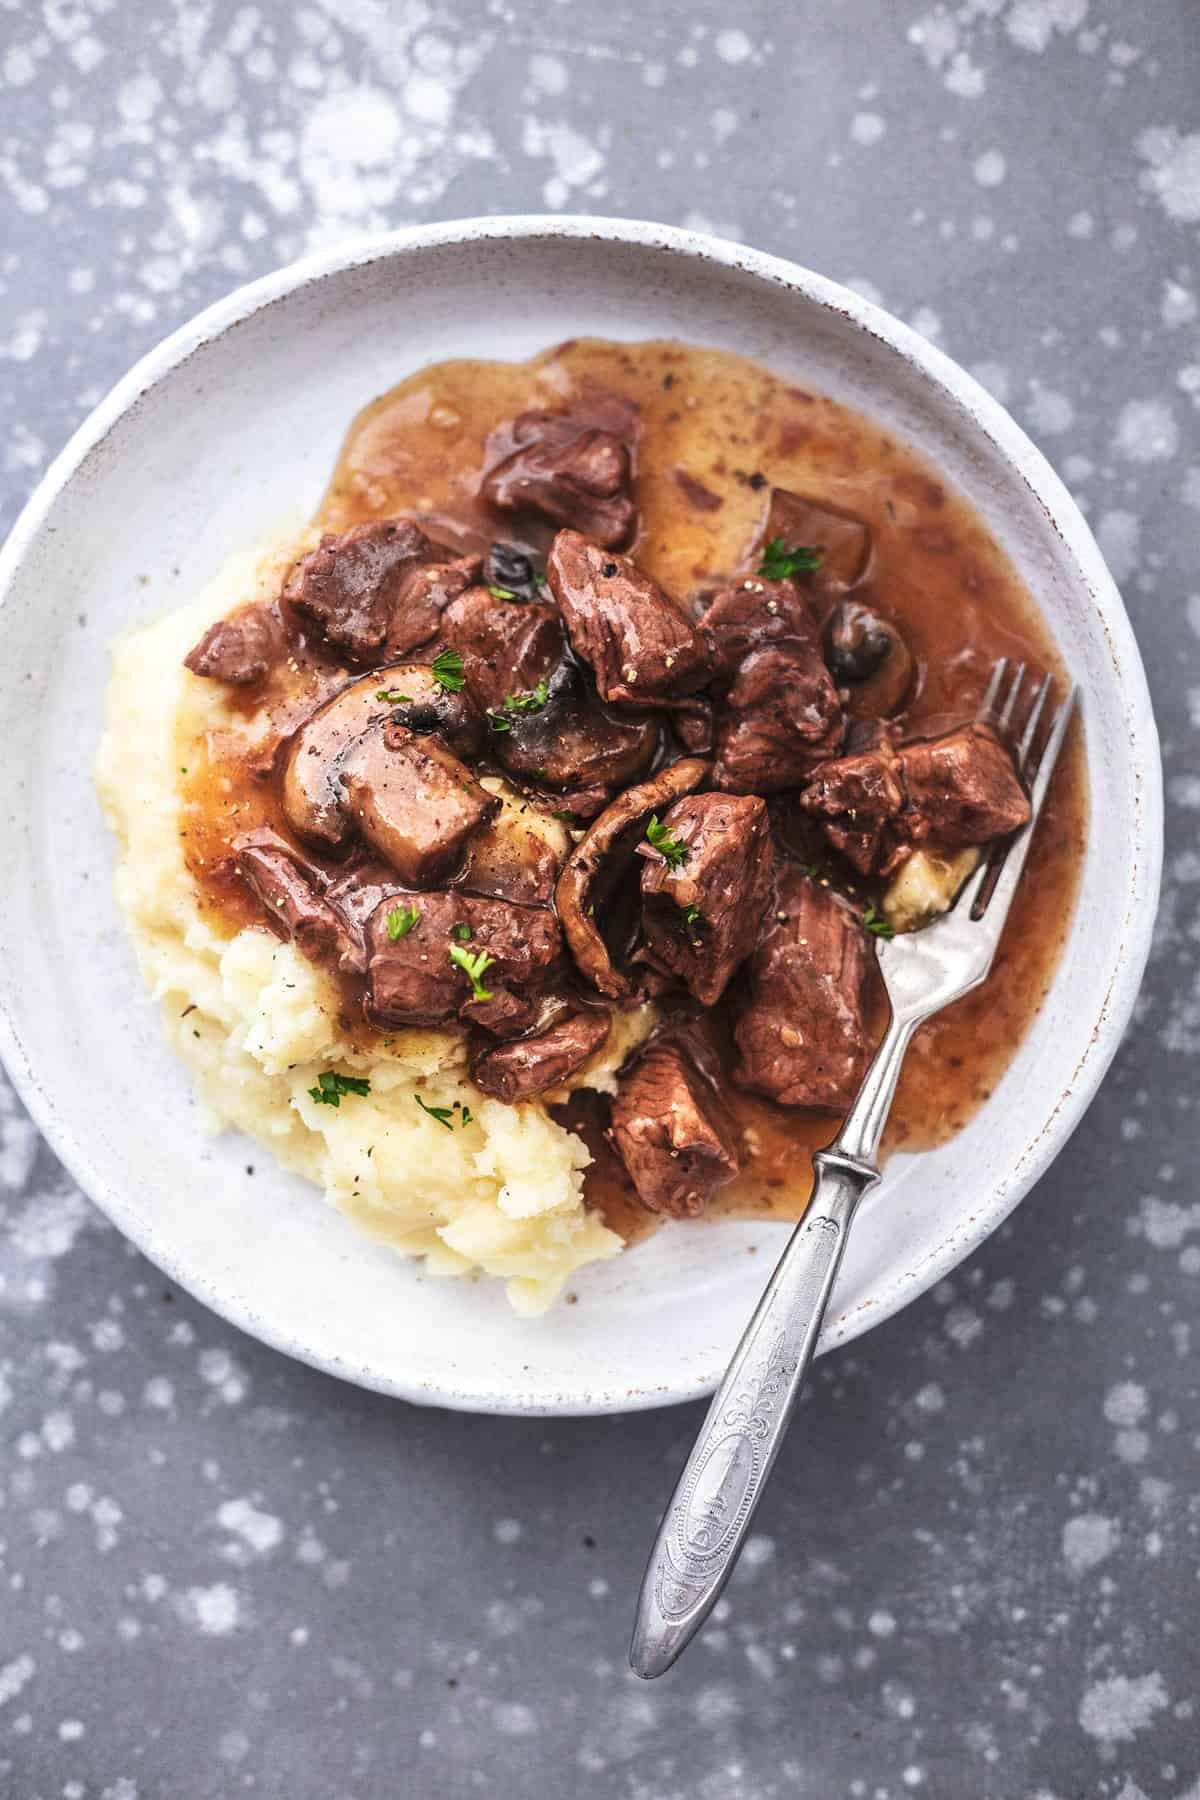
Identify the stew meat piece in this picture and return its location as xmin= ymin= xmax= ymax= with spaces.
xmin=234 ymin=829 xmax=366 ymax=974
xmin=284 ymin=518 xmax=480 ymax=662
xmin=365 ymin=890 xmax=561 ymax=1029
xmin=340 ymin=722 xmax=500 ymax=887
xmin=713 ymin=643 xmax=843 ymax=793
xmin=799 ymin=722 xmax=1030 ymax=875
xmin=639 ymin=793 xmax=775 ymax=1005
xmin=609 ymin=1043 xmax=741 ymax=1218
xmin=185 ymin=604 xmax=282 ymax=684
xmin=483 ymin=411 xmax=635 ymax=549
xmin=759 ymin=487 xmax=872 ymax=596
xmin=700 ymin=576 xmax=820 ymax=679
xmin=546 ymin=530 xmax=711 ymax=711
xmin=733 ymin=872 xmax=871 ymax=1110
xmin=441 ymin=587 xmax=564 ymax=715
xmin=470 ymin=1009 xmax=612 ymax=1104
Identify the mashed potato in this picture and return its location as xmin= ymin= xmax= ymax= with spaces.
xmin=95 ymin=531 xmax=654 ymax=1314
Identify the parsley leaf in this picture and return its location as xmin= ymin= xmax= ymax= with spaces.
xmin=430 ymin=647 xmax=466 ymax=693
xmin=376 ymin=688 xmax=413 ymax=704
xmin=758 ymin=537 xmax=824 ymax=582
xmin=645 ymin=813 xmax=689 ymax=870
xmin=552 ymin=809 xmax=581 ymax=826
xmin=861 ymin=906 xmax=896 ymax=939
xmin=681 ymin=903 xmax=702 ymax=927
xmin=448 ymin=943 xmax=496 ymax=1001
xmin=308 ymin=1070 xmax=371 ymax=1108
xmin=487 ymin=585 xmax=516 ymax=600
xmin=460 ymin=1103 xmax=473 ymax=1127
xmin=451 ymin=922 xmax=473 ymax=942
xmin=487 ymin=678 xmax=550 ymax=732
xmin=486 ymin=710 xmax=513 ymax=733
xmin=415 ymin=1094 xmax=455 ymax=1130
xmin=386 ymin=903 xmax=420 ymax=941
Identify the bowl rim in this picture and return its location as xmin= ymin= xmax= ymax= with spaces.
xmin=0 ymin=214 xmax=1163 ymax=1414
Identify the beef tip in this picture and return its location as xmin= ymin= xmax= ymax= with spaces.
xmin=555 ymin=757 xmax=710 ymax=1001
xmin=441 ymin=586 xmax=564 ymax=714
xmin=547 ymin=530 xmax=711 ymax=714
xmin=483 ymin=412 xmax=635 ymax=549
xmin=756 ymin=488 xmax=872 ymax=596
xmin=185 ymin=603 xmax=282 ymax=685
xmin=365 ymin=891 xmax=561 ymax=1029
xmin=470 ymin=1009 xmax=612 ymax=1103
xmin=340 ymin=723 xmax=500 ymax=887
xmin=699 ymin=577 xmax=820 ymax=679
xmin=899 ymin=723 xmax=1030 ymax=844
xmin=284 ymin=518 xmax=479 ymax=662
xmin=639 ymin=793 xmax=774 ymax=1005
xmin=733 ymin=872 xmax=871 ymax=1111
xmin=234 ymin=828 xmax=365 ymax=975
xmin=713 ymin=644 xmax=844 ymax=793
xmin=799 ymin=722 xmax=1029 ymax=875
xmin=798 ymin=737 xmax=905 ymax=875
xmin=282 ymin=666 xmax=484 ymax=852
xmin=610 ymin=1044 xmax=741 ymax=1219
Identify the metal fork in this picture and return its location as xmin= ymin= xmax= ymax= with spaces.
xmin=629 ymin=661 xmax=1077 ymax=1679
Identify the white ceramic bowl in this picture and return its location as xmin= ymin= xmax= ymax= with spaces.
xmin=0 ymin=217 xmax=1161 ymax=1414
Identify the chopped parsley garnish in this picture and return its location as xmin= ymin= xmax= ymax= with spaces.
xmin=415 ymin=1094 xmax=455 ymax=1130
xmin=386 ymin=903 xmax=420 ymax=941
xmin=758 ymin=537 xmax=824 ymax=582
xmin=681 ymin=903 xmax=702 ymax=927
xmin=486 ymin=678 xmax=550 ymax=733
xmin=487 ymin=584 xmax=516 ymax=600
xmin=552 ymin=809 xmax=581 ymax=826
xmin=415 ymin=1095 xmax=473 ymax=1131
xmin=430 ymin=647 xmax=466 ymax=693
xmin=376 ymin=688 xmax=413 ymax=704
xmin=451 ymin=922 xmax=473 ymax=942
xmin=645 ymin=814 xmax=689 ymax=870
xmin=861 ymin=906 xmax=896 ymax=939
xmin=449 ymin=943 xmax=495 ymax=1001
xmin=308 ymin=1070 xmax=371 ymax=1108
xmin=534 ymin=573 xmax=549 ymax=588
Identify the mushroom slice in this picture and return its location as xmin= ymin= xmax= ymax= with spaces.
xmin=457 ymin=777 xmax=571 ymax=907
xmin=554 ymin=757 xmax=709 ymax=1000
xmin=340 ymin=723 xmax=499 ymax=889
xmin=282 ymin=665 xmax=484 ymax=851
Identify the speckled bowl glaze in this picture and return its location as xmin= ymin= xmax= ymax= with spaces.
xmin=0 ymin=217 xmax=1162 ymax=1415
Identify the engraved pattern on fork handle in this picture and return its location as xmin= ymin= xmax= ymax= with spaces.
xmin=630 ymin=1150 xmax=879 ymax=1678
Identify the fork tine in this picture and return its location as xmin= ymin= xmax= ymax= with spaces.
xmin=996 ymin=661 xmax=1026 ymax=733
xmin=977 ymin=658 xmax=1008 ymax=723
xmin=971 ymin=685 xmax=1078 ymax=924
xmin=1016 ymin=672 xmax=1053 ymax=774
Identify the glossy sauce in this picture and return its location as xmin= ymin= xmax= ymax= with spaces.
xmin=180 ymin=339 xmax=1087 ymax=1237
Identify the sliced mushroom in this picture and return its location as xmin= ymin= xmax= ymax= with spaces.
xmin=282 ymin=665 xmax=484 ymax=851
xmin=823 ymin=600 xmax=915 ymax=719
xmin=555 ymin=758 xmax=710 ymax=1000
xmin=340 ymin=723 xmax=499 ymax=888
xmin=457 ymin=776 xmax=571 ymax=907
xmin=492 ymin=660 xmax=659 ymax=792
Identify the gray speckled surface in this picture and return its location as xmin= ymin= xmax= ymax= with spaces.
xmin=1 ymin=2 xmax=1197 ymax=1795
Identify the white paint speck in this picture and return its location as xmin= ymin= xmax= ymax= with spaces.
xmin=851 ymin=112 xmax=886 ymax=146
xmin=1062 ymin=1512 xmax=1119 ymax=1572
xmin=1114 ymin=397 xmax=1179 ymax=462
xmin=973 ymin=149 xmax=1007 ymax=188
xmin=714 ymin=28 xmax=752 ymax=64
xmin=0 ymin=1654 xmax=35 ymax=1707
xmin=1079 ymin=1671 xmax=1168 ymax=1745
xmin=1137 ymin=128 xmax=1200 ymax=224
xmin=177 ymin=1583 xmax=243 ymax=1636
xmin=217 ymin=1497 xmax=283 ymax=1557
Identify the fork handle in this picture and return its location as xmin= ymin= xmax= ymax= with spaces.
xmin=629 ymin=1149 xmax=879 ymax=1679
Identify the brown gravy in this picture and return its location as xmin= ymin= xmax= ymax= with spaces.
xmin=179 ymin=338 xmax=1087 ymax=1240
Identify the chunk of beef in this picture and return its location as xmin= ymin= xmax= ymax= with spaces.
xmin=699 ymin=577 xmax=820 ymax=679
xmin=757 ymin=488 xmax=872 ymax=596
xmin=797 ymin=738 xmax=905 ymax=875
xmin=555 ymin=757 xmax=710 ymax=1000
xmin=234 ymin=829 xmax=365 ymax=975
xmin=365 ymin=891 xmax=561 ymax=1029
xmin=284 ymin=518 xmax=479 ymax=662
xmin=546 ymin=530 xmax=711 ymax=712
xmin=638 ymin=793 xmax=774 ymax=1005
xmin=441 ymin=587 xmax=564 ymax=714
xmin=798 ymin=722 xmax=1029 ymax=876
xmin=610 ymin=1044 xmax=741 ymax=1218
xmin=185 ymin=603 xmax=282 ymax=685
xmin=899 ymin=724 xmax=1030 ymax=846
xmin=470 ymin=1009 xmax=612 ymax=1103
xmin=483 ymin=412 xmax=635 ymax=549
xmin=713 ymin=644 xmax=844 ymax=793
xmin=340 ymin=723 xmax=499 ymax=887
xmin=733 ymin=872 xmax=871 ymax=1110
xmin=282 ymin=667 xmax=484 ymax=852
